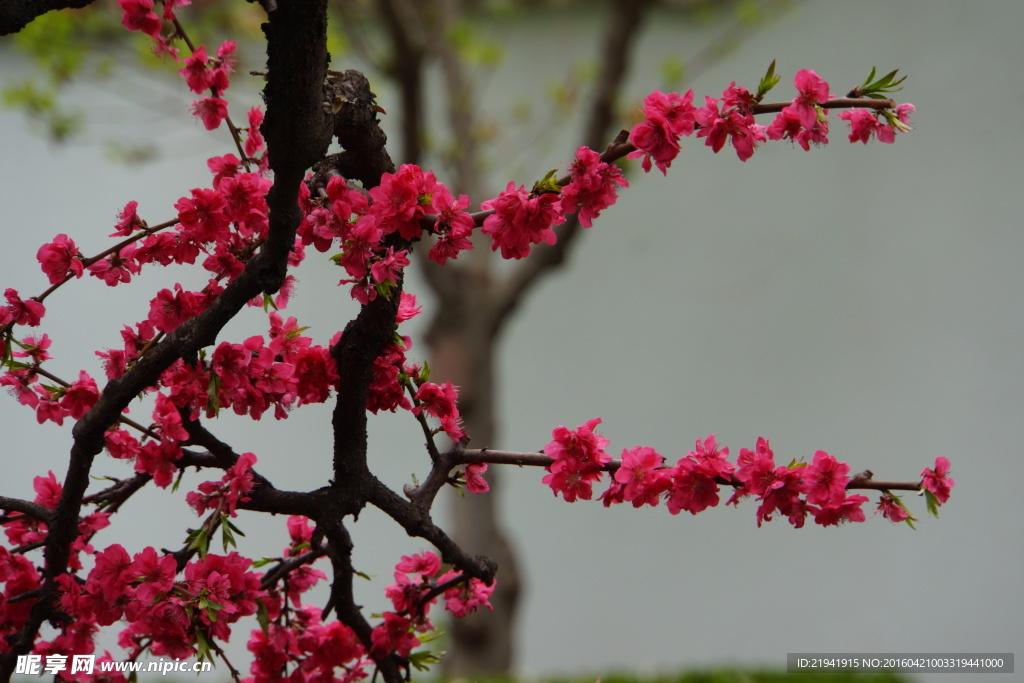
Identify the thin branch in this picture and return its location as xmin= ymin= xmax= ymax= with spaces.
xmin=205 ymin=638 xmax=244 ymax=683
xmin=402 ymin=449 xmax=458 ymax=511
xmin=172 ymin=15 xmax=254 ymax=169
xmin=412 ymin=569 xmax=475 ymax=611
xmin=752 ymin=96 xmax=896 ymax=115
xmin=416 ymin=90 xmax=899 ymax=239
xmin=260 ymin=546 xmax=328 ymax=591
xmin=82 ymin=473 xmax=152 ymax=515
xmin=365 ymin=475 xmax=497 ymax=583
xmin=441 ymin=447 xmax=926 ymax=493
xmin=403 ymin=380 xmax=444 ymax=464
xmin=182 ymin=418 xmax=248 ymax=469
xmin=0 ymin=498 xmax=54 ymax=525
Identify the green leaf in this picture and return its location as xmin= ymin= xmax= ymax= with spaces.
xmin=203 ymin=596 xmax=225 ymax=622
xmin=872 ymin=69 xmax=907 ymax=92
xmin=187 ymin=528 xmax=210 ymax=557
xmin=2 ymin=336 xmax=14 ymax=368
xmin=220 ymin=518 xmax=245 ymax=552
xmin=852 ymin=67 xmax=907 ymax=98
xmin=376 ymin=278 xmax=396 ymax=301
xmin=924 ymin=488 xmax=941 ymax=517
xmin=887 ymin=493 xmax=918 ymax=529
xmin=224 ymin=518 xmax=245 ymax=536
xmin=206 ymin=371 xmax=221 ymax=416
xmin=286 ymin=324 xmax=310 ymax=339
xmin=220 ymin=525 xmax=236 ymax=552
xmin=417 ymin=629 xmax=445 ymax=644
xmin=881 ymin=107 xmax=913 ymax=133
xmin=532 ymin=168 xmax=562 ymax=195
xmin=194 ymin=629 xmax=213 ymax=663
xmin=256 ymin=598 xmax=270 ymax=633
xmin=408 ymin=649 xmax=443 ymax=672
xmin=755 ymin=59 xmax=781 ymax=101
xmin=38 ymin=383 xmax=63 ymax=398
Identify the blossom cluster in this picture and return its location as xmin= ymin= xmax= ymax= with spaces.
xmin=379 ymin=550 xmax=494 ymax=655
xmin=0 ymin=486 xmax=491 ymax=683
xmin=0 ymin=332 xmax=99 ymax=427
xmin=3 ymin=472 xmax=108 ymax=574
xmin=118 ymin=0 xmax=256 ymax=136
xmin=13 ymin=164 xmax=267 ymax=353
xmin=629 ymin=69 xmax=913 ymax=169
xmin=2 ymin=474 xmax=264 ymax=669
xmin=840 ymin=104 xmax=915 ymax=144
xmin=296 ymin=144 xmax=627 ymax=309
xmin=542 ymin=421 xmax=954 ymax=528
xmin=65 ymin=310 xmax=332 ymax=488
xmin=247 ymin=605 xmax=367 ymax=683
xmin=246 ymin=516 xmax=370 ymax=683
xmin=297 ymin=168 xmax=468 ymax=304
xmin=255 ymin=519 xmax=471 ymax=682
xmin=186 ymin=452 xmax=258 ymax=518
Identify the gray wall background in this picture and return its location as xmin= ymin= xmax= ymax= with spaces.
xmin=1 ymin=1 xmax=1020 ymax=681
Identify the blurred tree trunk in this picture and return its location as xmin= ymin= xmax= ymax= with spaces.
xmin=384 ymin=0 xmax=527 ymax=670
xmin=344 ymin=0 xmax=774 ymax=674
xmin=414 ymin=1 xmax=653 ymax=674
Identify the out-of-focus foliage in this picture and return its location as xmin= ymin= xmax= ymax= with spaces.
xmin=2 ymin=5 xmax=117 ymax=141
xmin=1 ymin=0 xmax=767 ymax=157
xmin=0 ymin=0 xmax=264 ymax=149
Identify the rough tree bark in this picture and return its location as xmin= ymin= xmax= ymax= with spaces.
xmin=0 ymin=0 xmax=97 ymax=36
